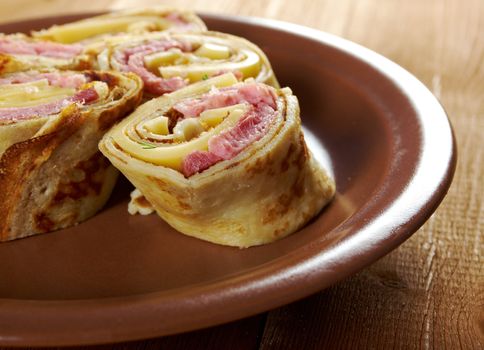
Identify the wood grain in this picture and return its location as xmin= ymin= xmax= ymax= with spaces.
xmin=0 ymin=0 xmax=482 ymax=349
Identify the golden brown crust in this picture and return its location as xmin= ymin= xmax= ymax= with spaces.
xmin=0 ymin=107 xmax=83 ymax=240
xmin=0 ymin=53 xmax=28 ymax=74
xmin=96 ymin=74 xmax=143 ymax=131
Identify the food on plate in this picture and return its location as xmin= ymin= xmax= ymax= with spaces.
xmin=32 ymin=7 xmax=207 ymax=44
xmin=99 ymin=73 xmax=335 ymax=247
xmin=0 ymin=8 xmax=335 ymax=245
xmin=86 ymin=31 xmax=279 ymax=97
xmin=0 ymin=69 xmax=143 ymax=241
xmin=0 ymin=34 xmax=83 ymax=72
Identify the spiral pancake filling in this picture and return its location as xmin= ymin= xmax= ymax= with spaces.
xmin=111 ymin=77 xmax=277 ymax=177
xmin=112 ymin=39 xmax=191 ymax=95
xmin=0 ymin=72 xmax=102 ymax=121
xmin=106 ymin=33 xmax=269 ymax=95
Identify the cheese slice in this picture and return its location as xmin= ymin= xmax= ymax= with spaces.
xmin=194 ymin=43 xmax=231 ymax=60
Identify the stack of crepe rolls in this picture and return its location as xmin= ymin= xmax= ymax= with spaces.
xmin=33 ymin=7 xmax=207 ymax=44
xmin=99 ymin=73 xmax=335 ymax=247
xmin=0 ymin=69 xmax=143 ymax=241
xmin=0 ymin=34 xmax=84 ymax=73
xmin=87 ymin=31 xmax=279 ymax=97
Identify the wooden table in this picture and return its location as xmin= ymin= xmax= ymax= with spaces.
xmin=0 ymin=0 xmax=482 ymax=348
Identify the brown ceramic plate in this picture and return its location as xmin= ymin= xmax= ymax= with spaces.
xmin=0 ymin=13 xmax=456 ymax=347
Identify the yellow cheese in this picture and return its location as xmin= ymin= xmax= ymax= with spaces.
xmin=143 ymin=116 xmax=169 ymax=135
xmin=199 ymin=103 xmax=246 ymax=128
xmin=194 ymin=43 xmax=231 ymax=60
xmin=173 ymin=118 xmax=204 ymax=141
xmin=144 ymin=50 xmax=181 ymax=70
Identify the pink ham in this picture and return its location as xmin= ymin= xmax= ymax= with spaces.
xmin=0 ymin=38 xmax=82 ymax=58
xmin=71 ymin=88 xmax=99 ymax=104
xmin=174 ymin=83 xmax=276 ymax=117
xmin=181 ymin=151 xmax=223 ymax=177
xmin=114 ymin=39 xmax=190 ymax=95
xmin=0 ymin=87 xmax=98 ymax=121
xmin=181 ymin=83 xmax=277 ymax=177
xmin=208 ymin=104 xmax=275 ymax=160
xmin=0 ymin=72 xmax=86 ymax=88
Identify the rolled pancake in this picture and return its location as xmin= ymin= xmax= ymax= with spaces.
xmin=100 ymin=73 xmax=335 ymax=247
xmin=0 ymin=70 xmax=143 ymax=241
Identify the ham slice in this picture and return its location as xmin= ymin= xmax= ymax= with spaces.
xmin=181 ymin=151 xmax=223 ymax=177
xmin=71 ymin=87 xmax=99 ymax=104
xmin=181 ymin=83 xmax=277 ymax=177
xmin=0 ymin=72 xmax=86 ymax=88
xmin=0 ymin=38 xmax=82 ymax=58
xmin=209 ymin=103 xmax=275 ymax=159
xmin=174 ymin=83 xmax=276 ymax=117
xmin=114 ymin=39 xmax=191 ymax=95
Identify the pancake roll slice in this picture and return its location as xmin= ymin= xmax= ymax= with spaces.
xmin=33 ymin=7 xmax=207 ymax=44
xmin=88 ymin=31 xmax=279 ymax=97
xmin=99 ymin=73 xmax=335 ymax=247
xmin=0 ymin=70 xmax=143 ymax=241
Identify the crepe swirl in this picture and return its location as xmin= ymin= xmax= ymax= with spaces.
xmin=33 ymin=7 xmax=207 ymax=44
xmin=99 ymin=73 xmax=335 ymax=247
xmin=0 ymin=34 xmax=83 ymax=73
xmin=90 ymin=31 xmax=279 ymax=97
xmin=0 ymin=69 xmax=143 ymax=241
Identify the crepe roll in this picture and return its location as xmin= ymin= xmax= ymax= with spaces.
xmin=33 ymin=7 xmax=207 ymax=44
xmin=99 ymin=73 xmax=335 ymax=247
xmin=0 ymin=34 xmax=83 ymax=73
xmin=90 ymin=31 xmax=279 ymax=97
xmin=0 ymin=69 xmax=143 ymax=241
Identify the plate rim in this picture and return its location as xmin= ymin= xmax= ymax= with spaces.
xmin=0 ymin=12 xmax=457 ymax=346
